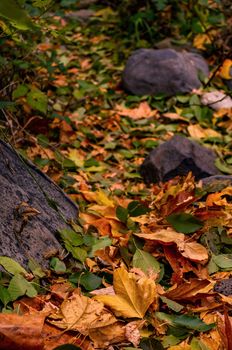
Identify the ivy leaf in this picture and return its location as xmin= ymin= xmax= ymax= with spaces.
xmin=166 ymin=213 xmax=203 ymax=234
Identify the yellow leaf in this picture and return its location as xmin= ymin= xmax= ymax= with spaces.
xmin=68 ymin=148 xmax=84 ymax=167
xmin=193 ymin=33 xmax=211 ymax=50
xmin=219 ymin=59 xmax=232 ymax=80
xmin=94 ymin=267 xmax=157 ymax=318
xmin=49 ymin=290 xmax=116 ymax=334
xmin=188 ymin=124 xmax=221 ymax=139
xmin=95 ymin=190 xmax=115 ymax=207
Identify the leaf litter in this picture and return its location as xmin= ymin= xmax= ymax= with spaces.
xmin=0 ymin=1 xmax=232 ymax=349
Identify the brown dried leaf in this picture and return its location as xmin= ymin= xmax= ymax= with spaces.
xmin=178 ymin=241 xmax=208 ymax=263
xmin=116 ymin=102 xmax=157 ymax=120
xmin=164 ymin=279 xmax=213 ymax=301
xmin=49 ymin=290 xmax=116 ymax=334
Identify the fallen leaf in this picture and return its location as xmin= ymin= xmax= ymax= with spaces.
xmin=94 ymin=267 xmax=157 ymax=318
xmin=136 ymin=227 xmax=185 ymax=245
xmin=49 ymin=290 xmax=117 ymax=334
xmin=188 ymin=124 xmax=221 ymax=139
xmin=116 ymin=102 xmax=157 ymax=120
xmin=164 ymin=279 xmax=212 ymax=301
xmin=178 ymin=241 xmax=208 ymax=263
xmin=88 ymin=322 xmax=125 ymax=348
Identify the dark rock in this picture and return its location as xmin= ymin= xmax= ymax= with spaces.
xmin=202 ymin=175 xmax=232 ymax=192
xmin=214 ymin=278 xmax=232 ymax=296
xmin=122 ymin=48 xmax=209 ymax=96
xmin=140 ymin=135 xmax=220 ymax=184
xmin=0 ymin=140 xmax=78 ymax=269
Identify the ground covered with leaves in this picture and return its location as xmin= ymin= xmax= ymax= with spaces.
xmin=0 ymin=1 xmax=232 ymax=349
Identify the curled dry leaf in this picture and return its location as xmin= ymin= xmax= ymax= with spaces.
xmin=49 ymin=290 xmax=117 ymax=334
xmin=164 ymin=279 xmax=213 ymax=301
xmin=136 ymin=228 xmax=208 ymax=263
xmin=94 ymin=267 xmax=157 ymax=318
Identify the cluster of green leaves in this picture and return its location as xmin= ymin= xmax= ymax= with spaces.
xmin=117 ymin=0 xmax=225 ymax=47
xmin=0 ymin=256 xmax=44 ymax=311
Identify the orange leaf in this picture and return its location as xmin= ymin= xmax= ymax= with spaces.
xmin=116 ymin=102 xmax=157 ymax=120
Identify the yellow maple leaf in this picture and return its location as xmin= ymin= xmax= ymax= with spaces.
xmin=94 ymin=267 xmax=157 ymax=318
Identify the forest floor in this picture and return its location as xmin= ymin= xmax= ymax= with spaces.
xmin=0 ymin=1 xmax=232 ymax=349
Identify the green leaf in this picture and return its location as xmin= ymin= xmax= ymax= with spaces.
xmin=166 ymin=213 xmax=203 ymax=234
xmin=59 ymin=229 xmax=84 ymax=247
xmin=27 ymin=88 xmax=48 ymax=114
xmin=190 ymin=337 xmax=210 ymax=350
xmin=140 ymin=338 xmax=164 ymax=350
xmin=212 ymin=254 xmax=232 ymax=270
xmin=12 ymin=84 xmax=29 ymax=99
xmin=116 ymin=206 xmax=128 ymax=223
xmin=32 ymin=0 xmax=52 ymax=8
xmin=28 ymin=259 xmax=45 ymax=278
xmin=132 ymin=249 xmax=160 ymax=275
xmin=0 ymin=256 xmax=27 ymax=275
xmin=8 ymin=274 xmax=37 ymax=300
xmin=88 ymin=237 xmax=112 ymax=257
xmin=50 ymin=257 xmax=66 ymax=274
xmin=215 ymin=158 xmax=232 ymax=174
xmin=162 ymin=335 xmax=181 ymax=348
xmin=70 ymin=247 xmax=87 ymax=263
xmin=127 ymin=201 xmax=150 ymax=217
xmin=155 ymin=312 xmax=215 ymax=332
xmin=160 ymin=296 xmax=184 ymax=312
xmin=0 ymin=0 xmax=36 ymax=30
xmin=69 ymin=272 xmax=102 ymax=291
xmin=0 ymin=286 xmax=11 ymax=307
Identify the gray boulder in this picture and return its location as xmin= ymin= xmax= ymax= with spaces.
xmin=140 ymin=135 xmax=220 ymax=184
xmin=0 ymin=140 xmax=78 ymax=269
xmin=122 ymin=48 xmax=209 ymax=96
